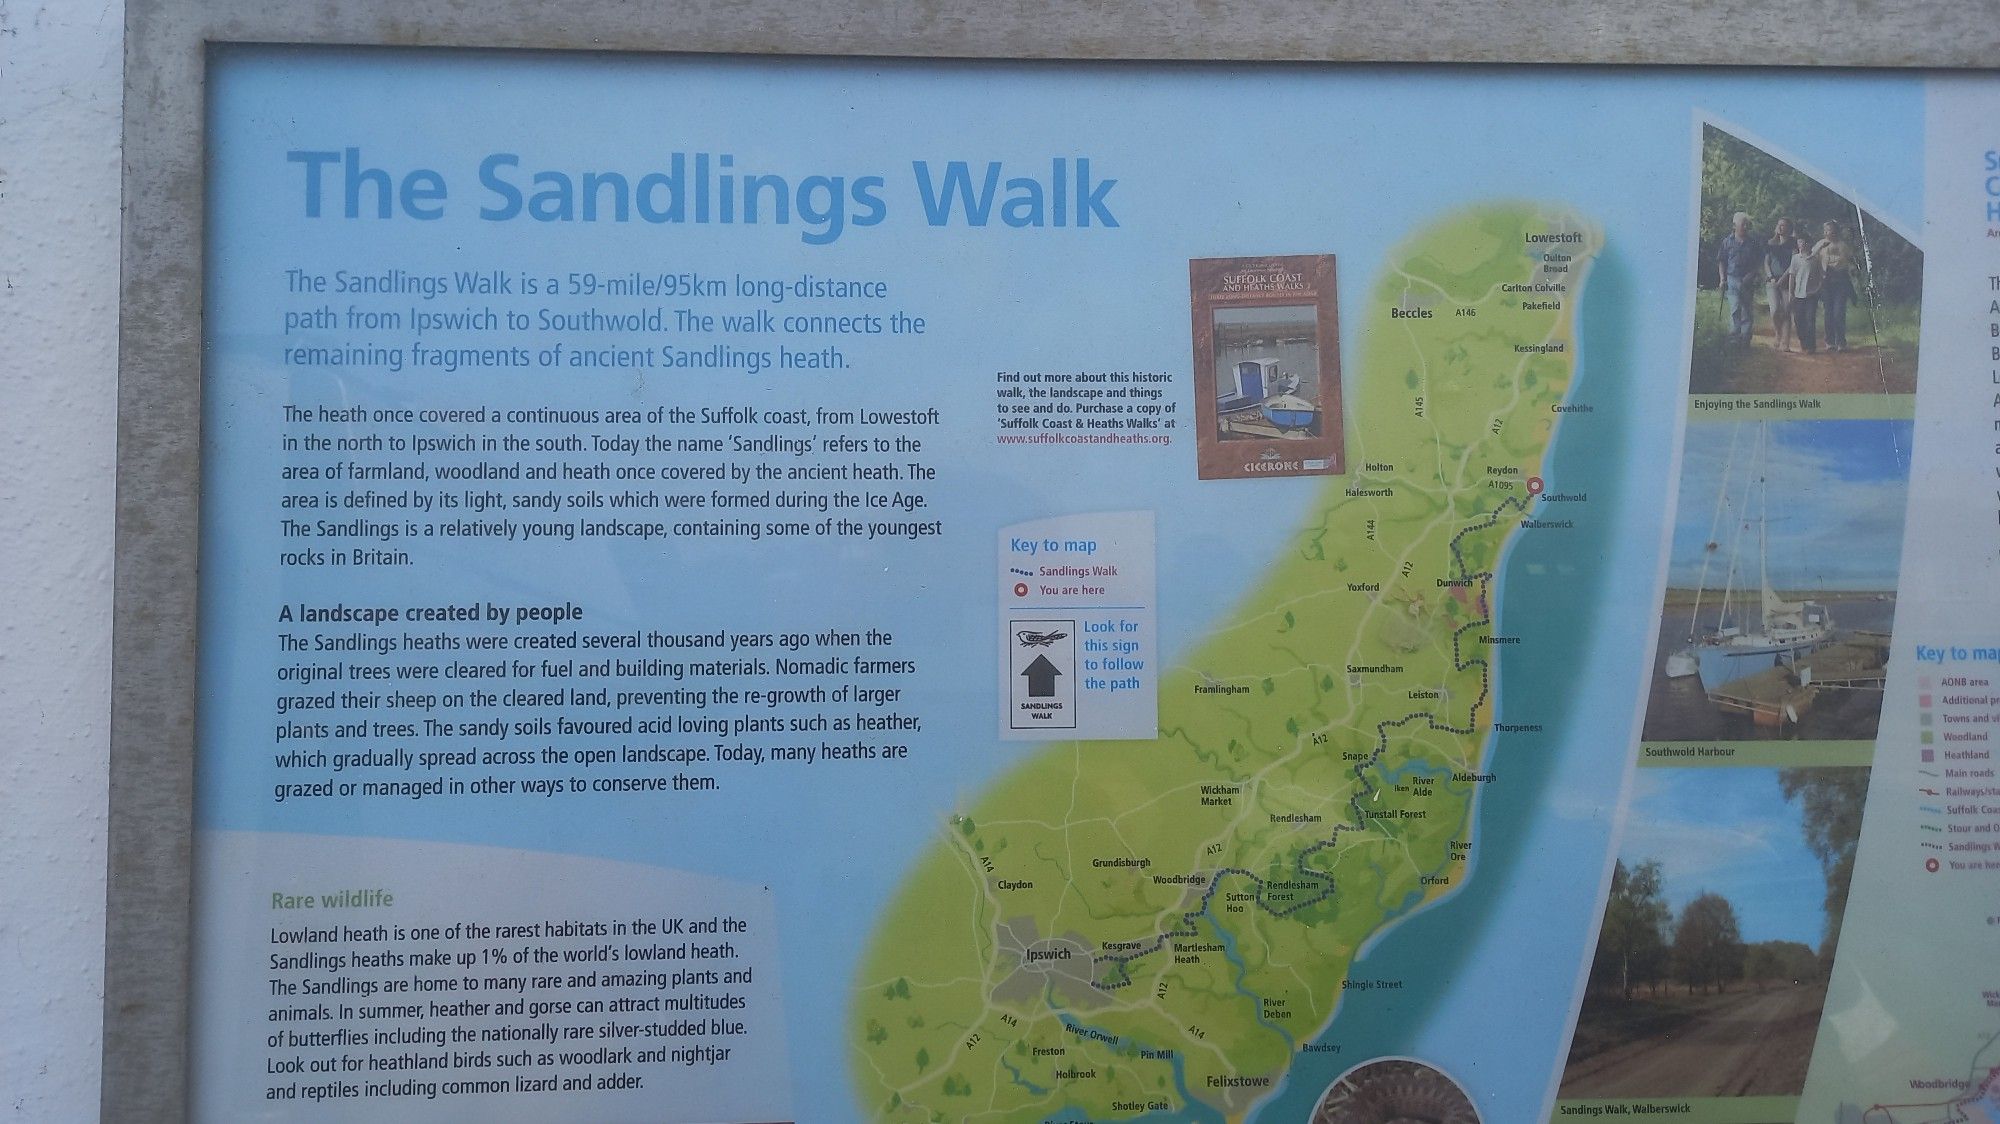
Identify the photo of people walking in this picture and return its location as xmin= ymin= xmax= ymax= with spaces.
xmin=1690 ymin=127 xmax=1920 ymax=396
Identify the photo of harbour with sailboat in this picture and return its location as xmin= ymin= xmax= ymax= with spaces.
xmin=1641 ymin=419 xmax=1912 ymax=743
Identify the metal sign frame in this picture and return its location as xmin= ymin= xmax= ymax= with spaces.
xmin=111 ymin=0 xmax=1994 ymax=1116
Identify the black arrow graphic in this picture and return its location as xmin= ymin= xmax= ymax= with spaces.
xmin=1022 ymin=654 xmax=1062 ymax=698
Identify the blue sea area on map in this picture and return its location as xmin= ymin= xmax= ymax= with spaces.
xmin=1252 ymin=245 xmax=1642 ymax=1121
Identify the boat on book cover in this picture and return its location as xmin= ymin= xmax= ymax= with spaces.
xmin=1215 ymin=358 xmax=1319 ymax=432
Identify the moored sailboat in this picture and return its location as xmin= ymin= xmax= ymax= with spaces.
xmin=1662 ymin=422 xmax=1833 ymax=692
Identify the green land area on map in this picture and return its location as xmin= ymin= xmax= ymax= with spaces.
xmin=852 ymin=204 xmax=1601 ymax=1122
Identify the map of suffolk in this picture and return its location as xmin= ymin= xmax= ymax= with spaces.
xmin=851 ymin=204 xmax=1600 ymax=1122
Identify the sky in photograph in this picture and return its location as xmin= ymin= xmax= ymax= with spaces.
xmin=1616 ymin=766 xmax=1828 ymax=947
xmin=1668 ymin=419 xmax=1914 ymax=590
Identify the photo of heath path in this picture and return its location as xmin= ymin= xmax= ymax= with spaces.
xmin=1690 ymin=125 xmax=1920 ymax=397
xmin=1559 ymin=767 xmax=1866 ymax=1099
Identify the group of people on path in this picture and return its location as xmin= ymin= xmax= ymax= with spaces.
xmin=1716 ymin=213 xmax=1859 ymax=354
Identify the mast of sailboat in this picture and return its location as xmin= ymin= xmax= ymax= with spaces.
xmin=1717 ymin=425 xmax=1753 ymax=643
xmin=1756 ymin=422 xmax=1773 ymax=636
xmin=1687 ymin=422 xmax=1744 ymax=644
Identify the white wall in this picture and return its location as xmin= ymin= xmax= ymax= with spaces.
xmin=1 ymin=1 xmax=122 ymax=1118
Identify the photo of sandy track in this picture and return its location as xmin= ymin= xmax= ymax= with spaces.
xmin=1560 ymin=981 xmax=1825 ymax=1097
xmin=1559 ymin=766 xmax=1864 ymax=1103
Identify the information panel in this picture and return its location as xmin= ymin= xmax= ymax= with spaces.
xmin=193 ymin=49 xmax=2000 ymax=1123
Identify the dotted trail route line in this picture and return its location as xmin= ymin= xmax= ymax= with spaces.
xmin=1095 ymin=492 xmax=1531 ymax=991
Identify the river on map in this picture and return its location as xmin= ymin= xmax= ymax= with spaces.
xmin=1639 ymin=595 xmax=1896 ymax=743
xmin=1251 ymin=246 xmax=1646 ymax=1122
